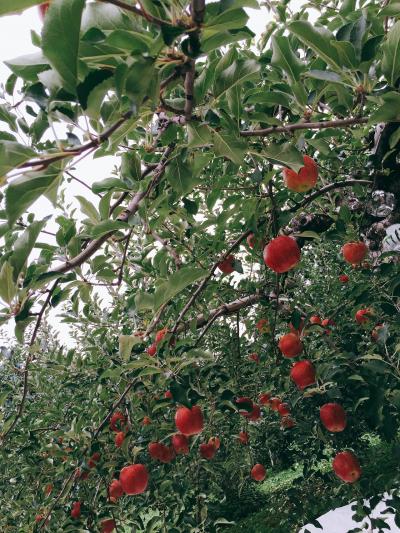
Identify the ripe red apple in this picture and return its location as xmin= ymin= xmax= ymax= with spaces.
xmin=249 ymin=352 xmax=260 ymax=363
xmin=155 ymin=327 xmax=168 ymax=344
xmin=208 ymin=436 xmax=220 ymax=450
xmin=119 ymin=464 xmax=149 ymax=495
xmin=148 ymin=442 xmax=163 ymax=460
xmin=217 ymin=254 xmax=235 ymax=274
xmin=320 ymin=403 xmax=347 ymax=432
xmin=342 ymin=242 xmax=368 ymax=265
xmin=259 ymin=392 xmax=271 ymax=405
xmin=142 ymin=416 xmax=151 ymax=426
xmin=321 ymin=318 xmax=334 ymax=327
xmin=108 ymin=479 xmax=123 ymax=502
xmin=146 ymin=343 xmax=157 ymax=357
xmin=88 ymin=452 xmax=101 ymax=469
xmin=251 ymin=463 xmax=266 ymax=481
xmin=175 ymin=405 xmax=204 ymax=435
xmin=238 ymin=431 xmax=249 ymax=444
xmin=101 ymin=518 xmax=116 ymax=533
xmin=109 ymin=411 xmax=127 ymax=432
xmin=283 ymin=154 xmax=318 ymax=192
xmin=159 ymin=444 xmax=175 ymax=463
xmin=71 ymin=501 xmax=81 ymax=519
xmin=332 ymin=451 xmax=361 ymax=483
xmin=256 ymin=318 xmax=270 ymax=333
xmin=263 ymin=236 xmax=301 ymax=273
xmin=277 ymin=402 xmax=290 ymax=417
xmin=269 ymin=397 xmax=281 ymax=411
xmin=199 ymin=442 xmax=216 ymax=459
xmin=164 ymin=390 xmax=173 ymax=400
xmin=290 ymin=360 xmax=316 ymax=389
xmin=115 ymin=432 xmax=125 ymax=448
xmin=172 ymin=433 xmax=189 ymax=454
xmin=278 ymin=332 xmax=303 ymax=358
xmin=35 ymin=514 xmax=44 ymax=523
xmin=355 ymin=308 xmax=373 ymax=324
xmin=310 ymin=315 xmax=322 ymax=325
xmin=38 ymin=2 xmax=50 ymax=20
xmin=44 ymin=483 xmax=53 ymax=496
xmin=339 ymin=274 xmax=349 ymax=283
xmin=236 ymin=397 xmax=261 ymax=421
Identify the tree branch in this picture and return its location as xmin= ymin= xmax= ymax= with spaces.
xmin=240 ymin=117 xmax=369 ymax=137
xmin=1 ymin=280 xmax=59 ymax=443
xmin=287 ymin=179 xmax=373 ymax=213
xmin=96 ymin=0 xmax=173 ymax=27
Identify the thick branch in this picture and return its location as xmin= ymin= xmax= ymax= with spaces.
xmin=51 ymin=145 xmax=175 ymax=275
xmin=287 ymin=179 xmax=373 ymax=213
xmin=240 ymin=117 xmax=369 ymax=137
xmin=184 ymin=59 xmax=196 ymax=122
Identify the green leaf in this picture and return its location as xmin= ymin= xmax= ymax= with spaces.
xmin=135 ymin=292 xmax=155 ymax=311
xmin=259 ymin=143 xmax=304 ymax=171
xmin=0 ymin=141 xmax=35 ymax=181
xmin=165 ymin=157 xmax=199 ymax=196
xmin=380 ymin=3 xmax=400 ymax=16
xmin=41 ymin=0 xmax=85 ymax=94
xmin=119 ymin=335 xmax=143 ymax=361
xmin=187 ymin=123 xmax=213 ymax=148
xmin=331 ymin=40 xmax=357 ymax=68
xmin=5 ymin=165 xmax=61 ymax=226
xmin=271 ymin=36 xmax=304 ymax=82
xmin=214 ymin=59 xmax=260 ymax=101
xmin=121 ymin=151 xmax=142 ymax=184
xmin=368 ymin=92 xmax=400 ymax=123
xmin=106 ymin=29 xmax=152 ymax=52
xmin=5 ymin=52 xmax=50 ymax=82
xmin=0 ymin=104 xmax=17 ymax=132
xmin=211 ymin=128 xmax=247 ymax=165
xmin=0 ymin=262 xmax=16 ymax=304
xmin=289 ymin=21 xmax=342 ymax=71
xmin=153 ymin=267 xmax=208 ymax=310
xmin=92 ymin=178 xmax=130 ymax=194
xmin=381 ymin=20 xmax=400 ymax=87
xmin=76 ymin=196 xmax=100 ymax=224
xmin=10 ymin=219 xmax=48 ymax=281
xmin=0 ymin=0 xmax=42 ymax=15
xmin=90 ymin=220 xmax=129 ymax=239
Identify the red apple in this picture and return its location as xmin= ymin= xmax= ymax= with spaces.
xmin=175 ymin=405 xmax=204 ymax=436
xmin=278 ymin=332 xmax=303 ymax=358
xmin=249 ymin=352 xmax=260 ymax=363
xmin=108 ymin=479 xmax=123 ymax=502
xmin=277 ymin=402 xmax=290 ymax=417
xmin=88 ymin=452 xmax=101 ymax=469
xmin=236 ymin=397 xmax=261 ymax=421
xmin=321 ymin=318 xmax=334 ymax=327
xmin=115 ymin=432 xmax=125 ymax=448
xmin=289 ymin=318 xmax=305 ymax=335
xmin=172 ymin=433 xmax=189 ymax=454
xmin=38 ymin=2 xmax=50 ymax=21
xmin=199 ymin=442 xmax=216 ymax=459
xmin=155 ymin=327 xmax=168 ymax=344
xmin=332 ymin=451 xmax=361 ymax=483
xmin=269 ymin=397 xmax=281 ymax=411
xmin=146 ymin=343 xmax=157 ymax=357
xmin=109 ymin=411 xmax=127 ymax=432
xmin=217 ymin=254 xmax=235 ymax=274
xmin=119 ymin=464 xmax=149 ymax=495
xmin=71 ymin=501 xmax=81 ymax=519
xmin=290 ymin=360 xmax=316 ymax=389
xmin=342 ymin=242 xmax=368 ymax=265
xmin=256 ymin=318 xmax=270 ymax=333
xmin=339 ymin=274 xmax=349 ymax=283
xmin=355 ymin=308 xmax=373 ymax=324
xmin=238 ymin=431 xmax=249 ymax=444
xmin=251 ymin=463 xmax=266 ymax=481
xmin=283 ymin=155 xmax=318 ymax=192
xmin=148 ymin=442 xmax=163 ymax=460
xmin=310 ymin=315 xmax=322 ymax=325
xmin=320 ymin=403 xmax=347 ymax=432
xmin=263 ymin=236 xmax=300 ymax=273
xmin=101 ymin=518 xmax=116 ymax=533
xmin=158 ymin=444 xmax=175 ymax=463
xmin=208 ymin=436 xmax=220 ymax=450
xmin=142 ymin=416 xmax=151 ymax=426
xmin=44 ymin=483 xmax=53 ymax=496
xmin=259 ymin=392 xmax=271 ymax=405
xmin=164 ymin=390 xmax=173 ymax=400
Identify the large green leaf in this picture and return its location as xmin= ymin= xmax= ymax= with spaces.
xmin=381 ymin=21 xmax=400 ymax=87
xmin=153 ymin=267 xmax=208 ymax=310
xmin=0 ymin=262 xmax=16 ymax=305
xmin=211 ymin=129 xmax=247 ymax=165
xmin=119 ymin=335 xmax=143 ymax=361
xmin=5 ymin=52 xmax=50 ymax=82
xmin=0 ymin=104 xmax=17 ymax=132
xmin=258 ymin=143 xmax=304 ymax=172
xmin=0 ymin=141 xmax=35 ymax=182
xmin=165 ymin=157 xmax=199 ymax=196
xmin=41 ymin=0 xmax=85 ymax=94
xmin=271 ymin=36 xmax=304 ymax=82
xmin=10 ymin=219 xmax=48 ymax=282
xmin=289 ymin=21 xmax=342 ymax=71
xmin=5 ymin=165 xmax=62 ymax=226
xmin=0 ymin=0 xmax=42 ymax=15
xmin=214 ymin=59 xmax=260 ymax=101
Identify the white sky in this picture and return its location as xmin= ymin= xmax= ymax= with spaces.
xmin=0 ymin=1 xmax=313 ymax=345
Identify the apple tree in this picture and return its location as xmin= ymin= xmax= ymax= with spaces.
xmin=0 ymin=0 xmax=399 ymax=531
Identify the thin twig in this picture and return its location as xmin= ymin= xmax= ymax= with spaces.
xmin=117 ymin=229 xmax=133 ymax=286
xmin=240 ymin=117 xmax=369 ymax=137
